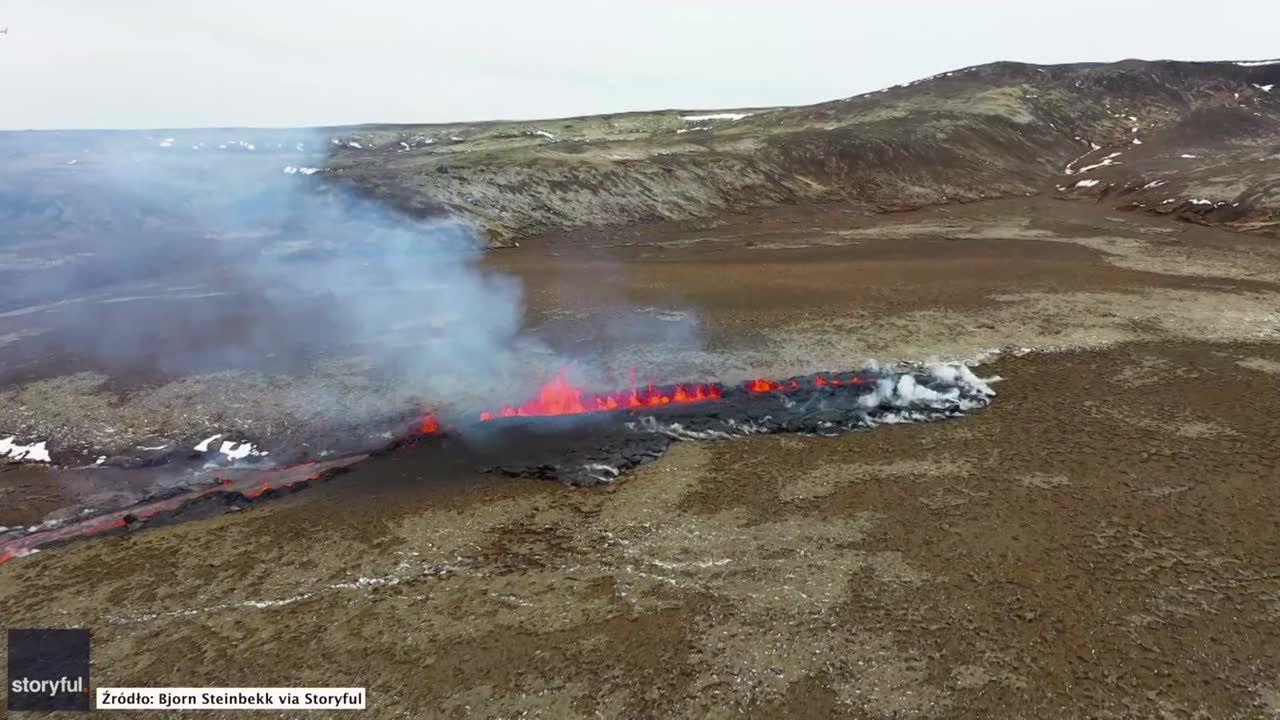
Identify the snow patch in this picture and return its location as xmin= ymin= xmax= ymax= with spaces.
xmin=679 ymin=112 xmax=752 ymax=122
xmin=0 ymin=437 xmax=51 ymax=463
xmin=1142 ymin=180 xmax=1167 ymax=189
xmin=1235 ymin=59 xmax=1280 ymax=67
xmin=1076 ymin=152 xmax=1122 ymax=175
xmin=218 ymin=441 xmax=265 ymax=461
xmin=1180 ymin=154 xmax=1199 ymax=159
xmin=1253 ymin=83 xmax=1274 ymax=92
xmin=1074 ymin=179 xmax=1101 ymax=188
xmin=282 ymin=166 xmax=322 ymax=175
xmin=193 ymin=434 xmax=223 ymax=452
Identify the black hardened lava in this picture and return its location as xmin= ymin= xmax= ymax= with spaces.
xmin=0 ymin=366 xmax=994 ymax=562
xmin=477 ymin=367 xmax=993 ymax=485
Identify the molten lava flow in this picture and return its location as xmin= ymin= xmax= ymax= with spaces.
xmin=476 ymin=369 xmax=724 ymax=422
xmin=417 ymin=368 xmax=867 ymax=434
xmin=815 ymin=374 xmax=860 ymax=387
xmin=748 ymin=379 xmax=782 ymax=393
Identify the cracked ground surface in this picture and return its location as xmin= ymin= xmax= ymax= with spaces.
xmin=3 ymin=198 xmax=1280 ymax=718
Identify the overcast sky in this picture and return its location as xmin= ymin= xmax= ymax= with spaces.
xmin=4 ymin=1 xmax=1278 ymax=130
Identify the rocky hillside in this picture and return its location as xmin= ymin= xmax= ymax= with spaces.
xmin=1 ymin=59 xmax=1277 ymax=251
xmin=324 ymin=59 xmax=1280 ymax=243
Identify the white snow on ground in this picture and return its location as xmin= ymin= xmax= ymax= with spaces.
xmin=193 ymin=434 xmax=223 ymax=452
xmin=1132 ymin=138 xmax=1143 ymax=145
xmin=218 ymin=441 xmax=266 ymax=461
xmin=1063 ymin=147 xmax=1099 ymax=175
xmin=1 ymin=437 xmax=51 ymax=463
xmin=1162 ymin=198 xmax=1177 ymax=204
xmin=1236 ymin=59 xmax=1280 ymax=67
xmin=66 ymin=159 xmax=77 ymax=165
xmin=1142 ymin=180 xmax=1167 ymax=189
xmin=533 ymin=130 xmax=555 ymax=140
xmin=1076 ymin=152 xmax=1122 ymax=175
xmin=1189 ymin=199 xmax=1215 ymax=206
xmin=676 ymin=126 xmax=710 ymax=134
xmin=158 ymin=138 xmax=175 ymax=148
xmin=192 ymin=434 xmax=267 ymax=461
xmin=282 ymin=166 xmax=322 ymax=175
xmin=679 ymin=112 xmax=752 ymax=121
xmin=1180 ymin=154 xmax=1199 ymax=159
xmin=1253 ymin=84 xmax=1275 ymax=92
xmin=449 ymin=135 xmax=464 ymax=141
xmin=346 ymin=141 xmax=362 ymax=149
xmin=1074 ymin=179 xmax=1101 ymax=188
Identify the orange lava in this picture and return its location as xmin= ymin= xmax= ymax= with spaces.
xmin=477 ymin=369 xmax=723 ymax=422
xmin=417 ymin=369 xmax=867 ymax=435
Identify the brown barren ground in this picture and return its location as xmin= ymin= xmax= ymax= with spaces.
xmin=3 ymin=197 xmax=1280 ymax=718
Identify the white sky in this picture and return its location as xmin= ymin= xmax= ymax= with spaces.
xmin=3 ymin=0 xmax=1278 ymax=130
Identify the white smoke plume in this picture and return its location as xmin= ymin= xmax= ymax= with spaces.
xmin=0 ymin=129 xmax=564 ymax=423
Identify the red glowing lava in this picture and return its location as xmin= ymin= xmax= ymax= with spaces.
xmin=747 ymin=379 xmax=782 ymax=393
xmin=416 ymin=369 xmax=868 ymax=435
xmin=815 ymin=374 xmax=861 ymax=387
xmin=477 ymin=370 xmax=723 ymax=422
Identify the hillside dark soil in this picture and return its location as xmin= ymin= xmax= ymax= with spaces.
xmin=323 ymin=59 xmax=1280 ymax=243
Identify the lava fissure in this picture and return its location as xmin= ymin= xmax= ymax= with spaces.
xmin=2 ymin=363 xmax=996 ymax=565
xmin=444 ymin=363 xmax=997 ymax=486
xmin=422 ymin=370 xmax=873 ymax=434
